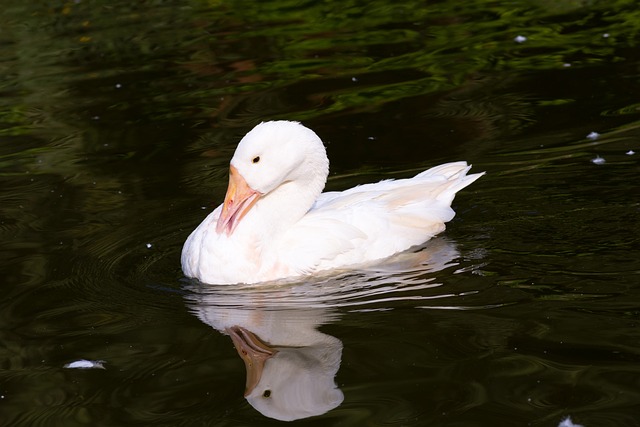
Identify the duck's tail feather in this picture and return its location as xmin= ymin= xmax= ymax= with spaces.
xmin=415 ymin=162 xmax=484 ymax=205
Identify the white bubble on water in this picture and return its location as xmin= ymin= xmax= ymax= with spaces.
xmin=558 ymin=416 xmax=584 ymax=427
xmin=64 ymin=359 xmax=106 ymax=369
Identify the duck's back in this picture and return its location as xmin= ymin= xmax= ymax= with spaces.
xmin=272 ymin=161 xmax=483 ymax=275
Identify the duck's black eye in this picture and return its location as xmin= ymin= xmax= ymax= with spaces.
xmin=252 ymin=156 xmax=260 ymax=164
xmin=263 ymin=389 xmax=271 ymax=398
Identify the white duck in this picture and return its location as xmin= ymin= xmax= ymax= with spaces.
xmin=182 ymin=120 xmax=483 ymax=284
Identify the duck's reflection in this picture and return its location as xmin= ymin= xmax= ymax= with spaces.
xmin=185 ymin=237 xmax=463 ymax=421
xmin=189 ymin=298 xmax=343 ymax=421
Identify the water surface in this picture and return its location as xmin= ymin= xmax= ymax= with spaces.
xmin=1 ymin=1 xmax=640 ymax=426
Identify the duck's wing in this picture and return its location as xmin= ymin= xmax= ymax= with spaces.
xmin=278 ymin=162 xmax=483 ymax=274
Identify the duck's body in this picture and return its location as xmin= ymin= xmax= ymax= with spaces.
xmin=182 ymin=121 xmax=483 ymax=285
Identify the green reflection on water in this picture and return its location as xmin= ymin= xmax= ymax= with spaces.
xmin=2 ymin=0 xmax=639 ymax=136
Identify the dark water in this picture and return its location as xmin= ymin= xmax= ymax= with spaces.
xmin=2 ymin=1 xmax=640 ymax=426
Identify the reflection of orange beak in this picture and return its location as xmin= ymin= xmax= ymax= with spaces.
xmin=227 ymin=326 xmax=277 ymax=396
xmin=216 ymin=165 xmax=261 ymax=235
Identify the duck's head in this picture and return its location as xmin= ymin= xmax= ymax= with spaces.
xmin=216 ymin=121 xmax=329 ymax=236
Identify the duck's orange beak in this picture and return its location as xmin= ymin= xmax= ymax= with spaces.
xmin=216 ymin=165 xmax=261 ymax=235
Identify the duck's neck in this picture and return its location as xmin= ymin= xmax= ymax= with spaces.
xmin=242 ymin=155 xmax=328 ymax=243
xmin=250 ymin=177 xmax=322 ymax=239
